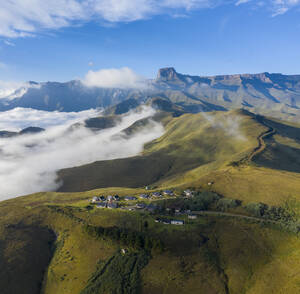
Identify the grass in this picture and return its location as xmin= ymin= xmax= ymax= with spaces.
xmin=2 ymin=109 xmax=300 ymax=293
xmin=58 ymin=110 xmax=264 ymax=192
xmin=1 ymin=191 xmax=300 ymax=294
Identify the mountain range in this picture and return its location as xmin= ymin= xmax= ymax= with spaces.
xmin=1 ymin=67 xmax=300 ymax=121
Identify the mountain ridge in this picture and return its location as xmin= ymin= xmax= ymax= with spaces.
xmin=1 ymin=67 xmax=300 ymax=121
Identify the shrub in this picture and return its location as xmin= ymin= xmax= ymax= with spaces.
xmin=216 ymin=198 xmax=241 ymax=211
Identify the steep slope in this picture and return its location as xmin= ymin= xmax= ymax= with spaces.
xmin=58 ymin=109 xmax=300 ymax=206
xmin=2 ymin=111 xmax=300 ymax=293
xmin=57 ymin=110 xmax=263 ymax=192
xmin=1 ymin=190 xmax=300 ymax=294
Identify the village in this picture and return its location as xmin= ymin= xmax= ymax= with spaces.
xmin=90 ymin=189 xmax=197 ymax=226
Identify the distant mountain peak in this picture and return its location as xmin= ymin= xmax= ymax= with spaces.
xmin=157 ymin=67 xmax=180 ymax=81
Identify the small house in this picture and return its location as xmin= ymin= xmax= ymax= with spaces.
xmin=92 ymin=196 xmax=99 ymax=203
xmin=99 ymin=196 xmax=106 ymax=201
xmin=171 ymin=220 xmax=184 ymax=225
xmin=184 ymin=189 xmax=194 ymax=197
xmin=124 ymin=196 xmax=137 ymax=201
xmin=139 ymin=194 xmax=149 ymax=199
xmin=96 ymin=203 xmax=107 ymax=209
xmin=107 ymin=202 xmax=118 ymax=209
xmin=136 ymin=203 xmax=146 ymax=209
xmin=163 ymin=190 xmax=174 ymax=196
xmin=188 ymin=214 xmax=197 ymax=219
xmin=152 ymin=192 xmax=162 ymax=198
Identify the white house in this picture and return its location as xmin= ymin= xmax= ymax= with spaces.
xmin=92 ymin=196 xmax=99 ymax=203
xmin=184 ymin=189 xmax=194 ymax=197
xmin=171 ymin=220 xmax=184 ymax=225
xmin=139 ymin=194 xmax=149 ymax=199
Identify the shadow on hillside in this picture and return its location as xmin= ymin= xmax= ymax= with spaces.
xmin=263 ymin=118 xmax=300 ymax=141
xmin=0 ymin=224 xmax=56 ymax=294
xmin=254 ymin=137 xmax=300 ymax=173
xmin=57 ymin=152 xmax=209 ymax=193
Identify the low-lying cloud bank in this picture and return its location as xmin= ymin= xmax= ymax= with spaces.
xmin=0 ymin=107 xmax=100 ymax=131
xmin=0 ymin=106 xmax=164 ymax=200
xmin=82 ymin=67 xmax=147 ymax=89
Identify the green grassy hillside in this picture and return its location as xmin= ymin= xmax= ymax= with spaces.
xmin=2 ymin=109 xmax=300 ymax=293
xmin=58 ymin=110 xmax=264 ymax=192
xmin=1 ymin=190 xmax=300 ymax=294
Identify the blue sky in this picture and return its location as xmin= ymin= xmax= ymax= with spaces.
xmin=0 ymin=0 xmax=300 ymax=83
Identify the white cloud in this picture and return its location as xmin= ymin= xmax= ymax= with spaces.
xmin=235 ymin=0 xmax=300 ymax=15
xmin=0 ymin=81 xmax=41 ymax=99
xmin=0 ymin=81 xmax=24 ymax=98
xmin=0 ymin=0 xmax=297 ymax=38
xmin=0 ymin=107 xmax=100 ymax=131
xmin=270 ymin=0 xmax=300 ymax=16
xmin=235 ymin=0 xmax=251 ymax=6
xmin=0 ymin=62 xmax=6 ymax=69
xmin=0 ymin=106 xmax=164 ymax=200
xmin=202 ymin=112 xmax=246 ymax=140
xmin=0 ymin=0 xmax=216 ymax=38
xmin=82 ymin=67 xmax=147 ymax=89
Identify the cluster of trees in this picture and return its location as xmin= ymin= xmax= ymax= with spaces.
xmin=245 ymin=201 xmax=300 ymax=233
xmin=216 ymin=198 xmax=241 ymax=211
xmin=161 ymin=191 xmax=241 ymax=213
xmin=83 ymin=224 xmax=164 ymax=252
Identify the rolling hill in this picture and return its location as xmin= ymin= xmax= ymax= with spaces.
xmin=1 ymin=108 xmax=300 ymax=293
xmin=58 ymin=108 xmax=300 ymax=206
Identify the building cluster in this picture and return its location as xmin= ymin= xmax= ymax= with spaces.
xmin=155 ymin=218 xmax=184 ymax=225
xmin=90 ymin=189 xmax=195 ymax=212
xmin=92 ymin=195 xmax=120 ymax=209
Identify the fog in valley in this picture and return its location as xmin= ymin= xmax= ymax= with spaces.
xmin=0 ymin=107 xmax=164 ymax=200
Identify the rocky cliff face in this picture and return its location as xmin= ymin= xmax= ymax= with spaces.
xmin=1 ymin=68 xmax=300 ymax=120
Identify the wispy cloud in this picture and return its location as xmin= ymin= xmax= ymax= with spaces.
xmin=0 ymin=106 xmax=164 ymax=200
xmin=3 ymin=40 xmax=15 ymax=46
xmin=82 ymin=67 xmax=147 ymax=89
xmin=0 ymin=0 xmax=298 ymax=38
xmin=0 ymin=107 xmax=100 ymax=131
xmin=202 ymin=112 xmax=246 ymax=140
xmin=235 ymin=0 xmax=300 ymax=15
xmin=0 ymin=0 xmax=219 ymax=38
xmin=235 ymin=0 xmax=251 ymax=6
